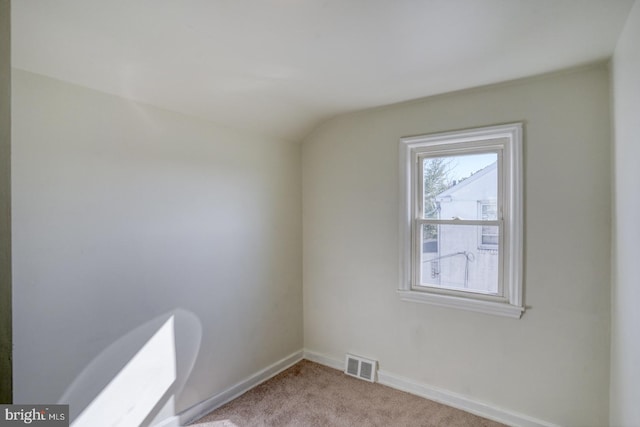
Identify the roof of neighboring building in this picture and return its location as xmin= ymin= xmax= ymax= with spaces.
xmin=436 ymin=161 xmax=497 ymax=200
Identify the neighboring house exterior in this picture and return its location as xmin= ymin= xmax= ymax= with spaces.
xmin=423 ymin=162 xmax=499 ymax=293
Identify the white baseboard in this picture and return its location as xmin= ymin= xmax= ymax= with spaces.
xmin=177 ymin=350 xmax=304 ymax=426
xmin=303 ymin=349 xmax=344 ymax=371
xmin=303 ymin=349 xmax=558 ymax=427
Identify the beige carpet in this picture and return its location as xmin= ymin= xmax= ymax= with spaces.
xmin=190 ymin=360 xmax=506 ymax=427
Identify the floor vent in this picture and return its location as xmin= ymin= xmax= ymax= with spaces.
xmin=344 ymin=354 xmax=377 ymax=382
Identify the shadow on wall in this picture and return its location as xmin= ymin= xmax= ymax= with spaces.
xmin=57 ymin=309 xmax=202 ymax=427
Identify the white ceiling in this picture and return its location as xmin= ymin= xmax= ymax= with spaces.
xmin=12 ymin=0 xmax=635 ymax=142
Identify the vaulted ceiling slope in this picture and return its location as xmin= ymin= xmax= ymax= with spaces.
xmin=12 ymin=0 xmax=635 ymax=142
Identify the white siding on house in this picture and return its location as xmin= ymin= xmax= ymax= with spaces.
xmin=425 ymin=162 xmax=498 ymax=293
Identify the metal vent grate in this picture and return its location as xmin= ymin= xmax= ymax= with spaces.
xmin=360 ymin=361 xmax=373 ymax=379
xmin=346 ymin=358 xmax=359 ymax=376
xmin=344 ymin=354 xmax=377 ymax=382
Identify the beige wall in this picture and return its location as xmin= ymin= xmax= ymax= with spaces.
xmin=611 ymin=1 xmax=640 ymax=425
xmin=303 ymin=65 xmax=611 ymax=426
xmin=11 ymin=70 xmax=302 ymax=413
xmin=0 ymin=0 xmax=11 ymax=404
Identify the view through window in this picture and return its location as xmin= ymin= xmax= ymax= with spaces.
xmin=419 ymin=153 xmax=499 ymax=294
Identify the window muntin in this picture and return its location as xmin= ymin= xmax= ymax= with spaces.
xmin=399 ymin=123 xmax=523 ymax=318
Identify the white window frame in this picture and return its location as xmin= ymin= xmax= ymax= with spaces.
xmin=398 ymin=123 xmax=524 ymax=318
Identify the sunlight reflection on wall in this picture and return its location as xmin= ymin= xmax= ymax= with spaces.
xmin=58 ymin=309 xmax=201 ymax=427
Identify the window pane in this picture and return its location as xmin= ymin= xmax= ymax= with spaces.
xmin=481 ymin=225 xmax=499 ymax=246
xmin=422 ymin=153 xmax=497 ymax=220
xmin=420 ymin=224 xmax=499 ymax=294
xmin=481 ymin=202 xmax=497 ymax=220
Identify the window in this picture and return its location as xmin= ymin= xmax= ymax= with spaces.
xmin=478 ymin=201 xmax=499 ymax=249
xmin=399 ymin=123 xmax=523 ymax=318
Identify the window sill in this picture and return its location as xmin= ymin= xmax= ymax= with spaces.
xmin=397 ymin=290 xmax=524 ymax=318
